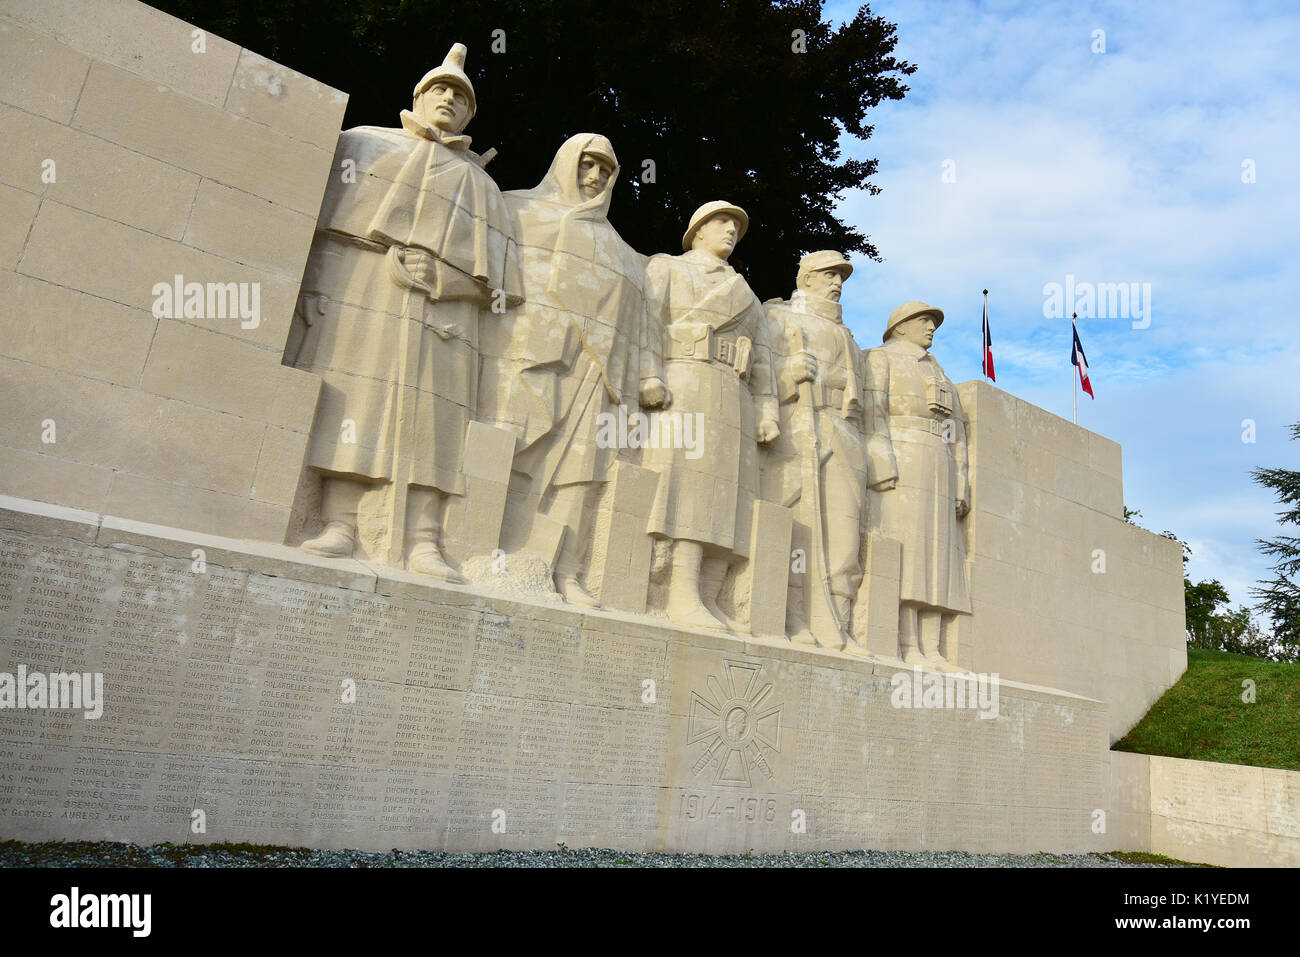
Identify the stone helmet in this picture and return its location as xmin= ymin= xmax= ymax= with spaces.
xmin=797 ymin=250 xmax=853 ymax=287
xmin=414 ymin=43 xmax=477 ymax=124
xmin=884 ymin=300 xmax=944 ymax=342
xmin=682 ymin=201 xmax=749 ymax=252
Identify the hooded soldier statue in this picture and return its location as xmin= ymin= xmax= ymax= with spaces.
xmin=865 ymin=301 xmax=971 ymax=672
xmin=483 ymin=133 xmax=658 ymax=605
xmin=643 ymin=202 xmax=779 ymax=633
xmin=764 ymin=251 xmax=877 ymax=651
xmin=288 ymin=43 xmax=523 ymax=580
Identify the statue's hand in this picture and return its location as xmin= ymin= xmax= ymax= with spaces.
xmin=401 ymin=246 xmax=435 ymax=285
xmin=791 ymin=352 xmax=818 ymax=384
xmin=640 ymin=377 xmax=671 ymax=408
xmin=872 ymin=477 xmax=898 ymax=492
xmin=757 ymin=418 xmax=780 ymax=444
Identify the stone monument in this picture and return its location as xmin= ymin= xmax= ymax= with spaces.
xmin=485 ymin=133 xmax=654 ymax=606
xmin=0 ymin=1 xmax=1194 ymax=857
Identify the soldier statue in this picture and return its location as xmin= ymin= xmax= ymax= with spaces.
xmin=765 ymin=251 xmax=877 ymax=651
xmin=290 ymin=43 xmax=522 ymax=580
xmin=487 ymin=133 xmax=656 ymax=605
xmin=865 ymin=301 xmax=971 ymax=672
xmin=643 ymin=202 xmax=779 ymax=632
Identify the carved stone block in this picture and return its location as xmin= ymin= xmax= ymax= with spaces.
xmin=586 ymin=460 xmax=658 ymax=614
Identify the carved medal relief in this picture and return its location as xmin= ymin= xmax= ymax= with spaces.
xmin=686 ymin=660 xmax=783 ymax=789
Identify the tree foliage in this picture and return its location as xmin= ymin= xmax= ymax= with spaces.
xmin=1184 ymin=580 xmax=1276 ymax=659
xmin=1250 ymin=421 xmax=1300 ymax=662
xmin=1159 ymin=531 xmax=1289 ymax=661
xmin=1184 ymin=576 xmax=1228 ymax=650
xmin=152 ymin=0 xmax=914 ymax=300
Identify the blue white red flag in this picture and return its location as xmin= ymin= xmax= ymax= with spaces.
xmin=981 ymin=292 xmax=995 ymax=382
xmin=1071 ymin=320 xmax=1094 ymax=398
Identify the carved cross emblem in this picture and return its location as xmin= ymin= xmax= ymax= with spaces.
xmin=687 ymin=660 xmax=782 ymax=788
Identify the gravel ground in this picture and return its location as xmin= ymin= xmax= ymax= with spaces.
xmin=0 ymin=841 xmax=1193 ymax=867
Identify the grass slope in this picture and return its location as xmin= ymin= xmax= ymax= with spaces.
xmin=1113 ymin=648 xmax=1300 ymax=771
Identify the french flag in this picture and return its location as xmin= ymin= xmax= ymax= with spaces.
xmin=1071 ymin=319 xmax=1094 ymax=398
xmin=981 ymin=290 xmax=995 ymax=381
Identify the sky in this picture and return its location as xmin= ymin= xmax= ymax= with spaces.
xmin=822 ymin=0 xmax=1300 ymax=611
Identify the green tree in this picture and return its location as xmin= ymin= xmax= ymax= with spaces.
xmin=1158 ymin=530 xmax=1287 ymax=660
xmin=1214 ymin=605 xmax=1277 ymax=660
xmin=152 ymin=0 xmax=914 ymax=301
xmin=1184 ymin=577 xmax=1229 ymax=651
xmin=1250 ymin=421 xmax=1300 ymax=663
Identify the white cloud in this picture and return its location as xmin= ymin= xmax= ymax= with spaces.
xmin=824 ymin=0 xmax=1300 ymax=608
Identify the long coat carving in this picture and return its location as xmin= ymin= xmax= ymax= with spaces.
xmin=493 ymin=133 xmax=650 ymax=495
xmin=642 ymin=250 xmax=778 ymax=559
xmin=865 ymin=338 xmax=971 ymax=613
xmin=291 ymin=116 xmax=523 ymax=495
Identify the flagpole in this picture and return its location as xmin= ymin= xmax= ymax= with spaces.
xmin=1072 ymin=312 xmax=1078 ymax=425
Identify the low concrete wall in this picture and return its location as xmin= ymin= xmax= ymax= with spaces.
xmin=1106 ymin=750 xmax=1152 ymax=852
xmin=1111 ymin=751 xmax=1300 ymax=866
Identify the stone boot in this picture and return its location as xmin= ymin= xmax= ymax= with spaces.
xmin=667 ymin=544 xmax=728 ymax=633
xmin=700 ymin=557 xmax=744 ymax=634
xmin=556 ymin=574 xmax=600 ymax=608
xmin=899 ymin=629 xmax=929 ymax=668
xmin=919 ymin=631 xmax=966 ymax=674
xmin=841 ymin=638 xmax=874 ymax=658
xmin=408 ymin=541 xmax=466 ymax=584
xmin=301 ymin=521 xmax=355 ymax=558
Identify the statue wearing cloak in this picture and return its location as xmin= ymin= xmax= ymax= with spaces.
xmin=288 ymin=43 xmax=522 ymax=578
xmin=484 ymin=134 xmax=657 ymax=604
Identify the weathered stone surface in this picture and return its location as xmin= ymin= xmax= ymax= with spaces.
xmin=0 ymin=18 xmax=90 ymax=123
xmin=1112 ymin=753 xmax=1300 ymax=867
xmin=0 ymin=0 xmax=1208 ymax=860
xmin=0 ymin=0 xmax=345 ymax=542
xmin=2 ymin=0 xmax=241 ymax=109
xmin=960 ymin=381 xmax=1187 ymax=741
xmin=0 ymin=507 xmax=1114 ymax=853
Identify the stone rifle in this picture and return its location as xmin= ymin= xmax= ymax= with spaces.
xmin=784 ymin=320 xmax=847 ymax=649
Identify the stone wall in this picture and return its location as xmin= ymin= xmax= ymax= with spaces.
xmin=0 ymin=0 xmax=347 ymax=541
xmin=959 ymin=382 xmax=1187 ymax=741
xmin=0 ymin=496 xmax=1114 ymax=853
xmin=3 ymin=487 xmax=1290 ymax=859
xmin=1109 ymin=751 xmax=1300 ymax=867
xmin=0 ymin=0 xmax=1196 ymax=856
